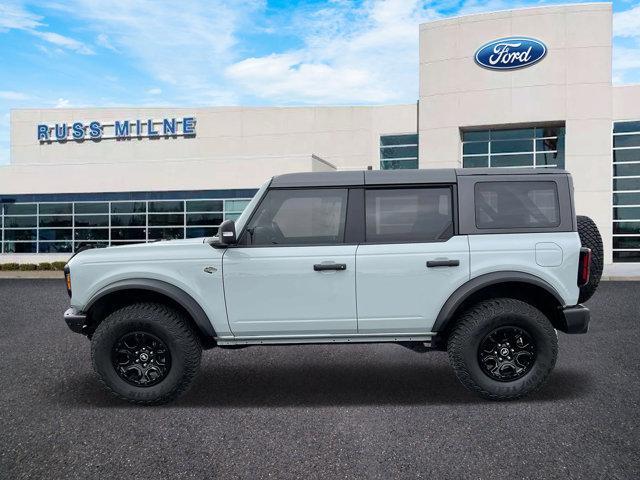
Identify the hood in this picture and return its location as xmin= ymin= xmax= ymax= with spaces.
xmin=114 ymin=237 xmax=207 ymax=248
xmin=68 ymin=236 xmax=220 ymax=266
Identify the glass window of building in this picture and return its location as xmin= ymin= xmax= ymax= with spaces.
xmin=224 ymin=199 xmax=251 ymax=221
xmin=380 ymin=134 xmax=418 ymax=170
xmin=1 ymin=192 xmax=254 ymax=254
xmin=613 ymin=121 xmax=640 ymax=263
xmin=462 ymin=126 xmax=565 ymax=169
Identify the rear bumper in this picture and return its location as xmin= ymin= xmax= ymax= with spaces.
xmin=557 ymin=304 xmax=590 ymax=334
xmin=64 ymin=308 xmax=88 ymax=335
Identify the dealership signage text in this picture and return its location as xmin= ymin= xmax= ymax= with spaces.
xmin=475 ymin=37 xmax=547 ymax=70
xmin=37 ymin=117 xmax=196 ymax=142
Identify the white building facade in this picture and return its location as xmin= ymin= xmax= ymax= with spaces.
xmin=1 ymin=3 xmax=639 ymax=266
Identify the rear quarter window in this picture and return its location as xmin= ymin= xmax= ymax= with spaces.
xmin=474 ymin=181 xmax=560 ymax=229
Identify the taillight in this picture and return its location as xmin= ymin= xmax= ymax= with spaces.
xmin=63 ymin=265 xmax=72 ymax=298
xmin=578 ymin=248 xmax=591 ymax=287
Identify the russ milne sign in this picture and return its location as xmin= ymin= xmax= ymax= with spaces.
xmin=37 ymin=117 xmax=196 ymax=142
xmin=475 ymin=37 xmax=546 ymax=70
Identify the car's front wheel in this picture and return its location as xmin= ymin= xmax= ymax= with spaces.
xmin=91 ymin=302 xmax=202 ymax=405
xmin=447 ymin=298 xmax=557 ymax=400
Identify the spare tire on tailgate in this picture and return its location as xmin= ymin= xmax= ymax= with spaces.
xmin=577 ymin=215 xmax=603 ymax=303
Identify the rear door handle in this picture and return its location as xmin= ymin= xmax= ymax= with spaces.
xmin=314 ymin=263 xmax=347 ymax=271
xmin=426 ymin=259 xmax=460 ymax=268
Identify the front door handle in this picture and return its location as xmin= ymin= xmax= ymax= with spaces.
xmin=314 ymin=263 xmax=347 ymax=271
xmin=426 ymin=259 xmax=460 ymax=268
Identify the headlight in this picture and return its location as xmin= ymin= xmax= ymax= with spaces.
xmin=63 ymin=265 xmax=72 ymax=298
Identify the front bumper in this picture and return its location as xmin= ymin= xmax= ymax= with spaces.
xmin=557 ymin=304 xmax=590 ymax=334
xmin=64 ymin=308 xmax=88 ymax=335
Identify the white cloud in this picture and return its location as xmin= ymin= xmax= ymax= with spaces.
xmin=31 ymin=30 xmax=94 ymax=55
xmin=0 ymin=2 xmax=94 ymax=55
xmin=0 ymin=3 xmax=42 ymax=31
xmin=226 ymin=0 xmax=440 ymax=104
xmin=613 ymin=5 xmax=640 ymax=85
xmin=96 ymin=32 xmax=117 ymax=51
xmin=227 ymin=53 xmax=394 ymax=103
xmin=612 ymin=45 xmax=640 ymax=85
xmin=54 ymin=98 xmax=70 ymax=108
xmin=613 ymin=5 xmax=640 ymax=38
xmin=45 ymin=0 xmax=260 ymax=103
xmin=34 ymin=43 xmax=66 ymax=57
xmin=0 ymin=91 xmax=30 ymax=101
xmin=146 ymin=88 xmax=162 ymax=95
xmin=614 ymin=46 xmax=640 ymax=70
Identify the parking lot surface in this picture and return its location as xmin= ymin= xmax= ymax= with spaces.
xmin=1 ymin=279 xmax=638 ymax=479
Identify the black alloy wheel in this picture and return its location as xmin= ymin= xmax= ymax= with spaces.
xmin=477 ymin=326 xmax=536 ymax=382
xmin=92 ymin=302 xmax=202 ymax=405
xmin=111 ymin=331 xmax=172 ymax=387
xmin=447 ymin=298 xmax=557 ymax=400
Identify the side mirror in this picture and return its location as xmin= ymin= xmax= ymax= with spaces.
xmin=217 ymin=219 xmax=237 ymax=246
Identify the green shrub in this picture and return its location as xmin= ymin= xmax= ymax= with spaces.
xmin=0 ymin=263 xmax=20 ymax=271
xmin=0 ymin=262 xmax=65 ymax=272
xmin=18 ymin=264 xmax=38 ymax=271
xmin=51 ymin=261 xmax=67 ymax=271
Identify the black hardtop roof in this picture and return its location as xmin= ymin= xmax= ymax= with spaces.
xmin=270 ymin=168 xmax=568 ymax=188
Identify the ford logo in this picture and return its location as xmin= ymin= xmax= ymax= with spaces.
xmin=475 ymin=37 xmax=547 ymax=70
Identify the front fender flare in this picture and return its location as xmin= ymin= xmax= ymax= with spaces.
xmin=432 ymin=271 xmax=564 ymax=332
xmin=85 ymin=278 xmax=216 ymax=338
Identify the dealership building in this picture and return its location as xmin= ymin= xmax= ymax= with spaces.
xmin=1 ymin=2 xmax=639 ymax=268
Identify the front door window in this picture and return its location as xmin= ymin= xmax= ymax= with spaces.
xmin=241 ymin=188 xmax=348 ymax=246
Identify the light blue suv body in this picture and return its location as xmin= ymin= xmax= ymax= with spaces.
xmin=63 ymin=168 xmax=600 ymax=404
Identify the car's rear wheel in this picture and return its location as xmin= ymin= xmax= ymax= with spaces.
xmin=91 ymin=302 xmax=202 ymax=405
xmin=447 ymin=298 xmax=557 ymax=400
xmin=577 ymin=215 xmax=603 ymax=303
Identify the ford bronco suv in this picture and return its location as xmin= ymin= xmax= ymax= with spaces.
xmin=63 ymin=168 xmax=603 ymax=404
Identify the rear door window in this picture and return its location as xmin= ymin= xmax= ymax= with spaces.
xmin=474 ymin=181 xmax=560 ymax=229
xmin=365 ymin=187 xmax=454 ymax=243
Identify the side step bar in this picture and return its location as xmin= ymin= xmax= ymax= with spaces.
xmin=216 ymin=332 xmax=436 ymax=346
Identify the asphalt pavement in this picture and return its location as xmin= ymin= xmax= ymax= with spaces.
xmin=0 ymin=279 xmax=638 ymax=479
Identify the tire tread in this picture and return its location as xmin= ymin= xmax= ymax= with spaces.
xmin=577 ymin=215 xmax=603 ymax=303
xmin=91 ymin=302 xmax=202 ymax=405
xmin=447 ymin=298 xmax=557 ymax=401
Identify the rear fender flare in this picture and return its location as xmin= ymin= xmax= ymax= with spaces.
xmin=432 ymin=271 xmax=564 ymax=332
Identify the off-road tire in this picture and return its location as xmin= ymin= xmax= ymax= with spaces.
xmin=447 ymin=298 xmax=558 ymax=400
xmin=91 ymin=302 xmax=202 ymax=405
xmin=577 ymin=215 xmax=603 ymax=303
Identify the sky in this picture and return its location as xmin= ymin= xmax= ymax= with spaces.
xmin=0 ymin=0 xmax=639 ymax=165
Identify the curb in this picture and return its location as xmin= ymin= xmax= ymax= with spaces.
xmin=0 ymin=272 xmax=64 ymax=279
xmin=601 ymin=276 xmax=640 ymax=282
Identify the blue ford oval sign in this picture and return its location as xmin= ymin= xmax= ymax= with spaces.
xmin=475 ymin=37 xmax=547 ymax=70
